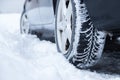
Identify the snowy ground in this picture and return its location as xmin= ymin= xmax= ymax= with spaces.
xmin=0 ymin=14 xmax=120 ymax=80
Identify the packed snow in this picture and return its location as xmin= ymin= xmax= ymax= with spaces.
xmin=0 ymin=14 xmax=119 ymax=80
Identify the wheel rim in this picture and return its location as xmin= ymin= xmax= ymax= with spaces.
xmin=56 ymin=0 xmax=73 ymax=54
xmin=21 ymin=14 xmax=30 ymax=34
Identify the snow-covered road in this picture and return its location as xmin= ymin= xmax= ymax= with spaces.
xmin=0 ymin=14 xmax=119 ymax=80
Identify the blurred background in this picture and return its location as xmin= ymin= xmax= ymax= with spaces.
xmin=0 ymin=0 xmax=25 ymax=13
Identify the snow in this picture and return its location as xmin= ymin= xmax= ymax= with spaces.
xmin=0 ymin=13 xmax=119 ymax=80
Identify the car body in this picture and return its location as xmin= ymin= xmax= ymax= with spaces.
xmin=20 ymin=0 xmax=56 ymax=42
xmin=22 ymin=0 xmax=55 ymax=30
xmin=85 ymin=0 xmax=120 ymax=31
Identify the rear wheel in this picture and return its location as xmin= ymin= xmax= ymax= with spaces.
xmin=20 ymin=13 xmax=31 ymax=34
xmin=55 ymin=0 xmax=106 ymax=68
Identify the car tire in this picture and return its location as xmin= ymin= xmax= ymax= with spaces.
xmin=20 ymin=13 xmax=31 ymax=34
xmin=55 ymin=0 xmax=106 ymax=68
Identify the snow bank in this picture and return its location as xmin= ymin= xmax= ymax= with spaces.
xmin=0 ymin=13 xmax=119 ymax=80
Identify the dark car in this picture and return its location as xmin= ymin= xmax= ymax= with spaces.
xmin=21 ymin=0 xmax=120 ymax=69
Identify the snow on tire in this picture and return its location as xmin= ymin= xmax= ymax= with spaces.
xmin=55 ymin=0 xmax=106 ymax=68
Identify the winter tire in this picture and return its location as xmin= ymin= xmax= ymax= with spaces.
xmin=20 ymin=13 xmax=31 ymax=34
xmin=55 ymin=0 xmax=106 ymax=68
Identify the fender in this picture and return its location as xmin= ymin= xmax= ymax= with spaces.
xmin=85 ymin=0 xmax=120 ymax=31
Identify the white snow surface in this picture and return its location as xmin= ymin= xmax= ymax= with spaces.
xmin=0 ymin=13 xmax=119 ymax=80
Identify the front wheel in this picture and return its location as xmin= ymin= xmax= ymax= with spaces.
xmin=55 ymin=0 xmax=106 ymax=68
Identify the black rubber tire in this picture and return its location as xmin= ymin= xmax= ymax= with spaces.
xmin=55 ymin=0 xmax=106 ymax=68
